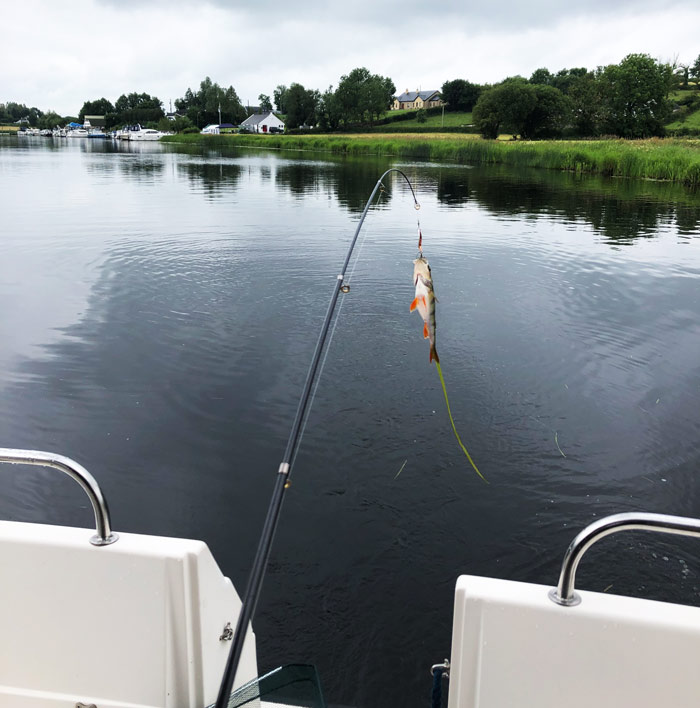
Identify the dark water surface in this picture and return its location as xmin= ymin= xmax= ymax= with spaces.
xmin=2 ymin=138 xmax=700 ymax=706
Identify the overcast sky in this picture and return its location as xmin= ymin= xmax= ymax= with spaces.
xmin=3 ymin=0 xmax=699 ymax=116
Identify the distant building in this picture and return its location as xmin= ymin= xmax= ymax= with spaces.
xmin=239 ymin=111 xmax=285 ymax=134
xmin=200 ymin=123 xmax=237 ymax=135
xmin=392 ymin=90 xmax=443 ymax=111
xmin=84 ymin=115 xmax=106 ymax=128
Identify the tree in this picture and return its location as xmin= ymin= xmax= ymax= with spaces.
xmin=317 ymin=86 xmax=342 ymax=131
xmin=550 ymin=67 xmax=588 ymax=95
xmin=284 ymin=83 xmax=319 ymax=129
xmin=415 ymin=108 xmax=427 ymax=123
xmin=335 ymin=67 xmax=395 ymax=125
xmin=110 ymin=92 xmax=164 ymax=128
xmin=157 ymin=115 xmax=195 ymax=133
xmin=175 ymin=77 xmax=246 ymax=128
xmin=274 ymin=85 xmax=289 ymax=113
xmin=472 ymin=79 xmax=536 ymax=138
xmin=0 ymin=102 xmax=42 ymax=126
xmin=79 ymin=98 xmax=114 ymax=122
xmin=440 ymin=79 xmax=481 ymax=111
xmin=567 ymin=71 xmax=604 ymax=136
xmin=38 ymin=111 xmax=64 ymax=130
xmin=529 ymin=68 xmax=553 ymax=86
xmin=258 ymin=94 xmax=273 ymax=112
xmin=598 ymin=53 xmax=673 ymax=137
xmin=521 ymin=85 xmax=571 ymax=138
xmin=691 ymin=54 xmax=700 ymax=89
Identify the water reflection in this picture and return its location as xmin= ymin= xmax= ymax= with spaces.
xmin=177 ymin=158 xmax=242 ymax=196
xmin=431 ymin=164 xmax=700 ymax=243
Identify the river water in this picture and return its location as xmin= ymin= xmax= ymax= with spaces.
xmin=1 ymin=137 xmax=700 ymax=707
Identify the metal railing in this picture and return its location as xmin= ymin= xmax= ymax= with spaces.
xmin=549 ymin=512 xmax=700 ymax=606
xmin=0 ymin=448 xmax=118 ymax=546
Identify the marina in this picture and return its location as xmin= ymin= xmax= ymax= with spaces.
xmin=1 ymin=138 xmax=700 ymax=707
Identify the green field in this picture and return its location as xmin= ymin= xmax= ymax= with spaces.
xmin=164 ymin=133 xmax=700 ymax=186
xmin=372 ymin=110 xmax=473 ymax=133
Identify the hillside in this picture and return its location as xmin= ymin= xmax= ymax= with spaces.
xmin=666 ymin=89 xmax=700 ymax=135
xmin=371 ymin=109 xmax=473 ymax=133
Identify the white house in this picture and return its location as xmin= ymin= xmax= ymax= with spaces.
xmin=240 ymin=111 xmax=285 ymax=134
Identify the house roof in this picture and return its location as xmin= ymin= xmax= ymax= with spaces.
xmin=240 ymin=111 xmax=283 ymax=126
xmin=395 ymin=90 xmax=440 ymax=102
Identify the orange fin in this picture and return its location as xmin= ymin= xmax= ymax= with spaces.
xmin=423 ymin=322 xmax=429 ymax=339
xmin=409 ymin=295 xmax=426 ymax=312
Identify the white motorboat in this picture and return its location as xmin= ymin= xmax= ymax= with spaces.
xmin=116 ymin=124 xmax=166 ymax=141
xmin=129 ymin=127 xmax=167 ymax=141
xmin=67 ymin=128 xmax=89 ymax=138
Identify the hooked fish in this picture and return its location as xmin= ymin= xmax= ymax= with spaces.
xmin=410 ymin=252 xmax=487 ymax=482
xmin=410 ymin=256 xmax=439 ymax=364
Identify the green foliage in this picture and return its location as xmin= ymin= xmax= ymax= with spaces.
xmin=529 ymin=68 xmax=553 ymax=86
xmin=79 ymin=98 xmax=114 ymax=122
xmin=335 ymin=67 xmax=395 ymax=126
xmin=115 ymin=92 xmax=162 ymax=113
xmin=440 ymin=79 xmax=481 ymax=111
xmin=691 ymin=54 xmax=700 ymax=88
xmin=107 ymin=92 xmax=164 ymax=129
xmin=0 ymin=102 xmax=43 ymax=126
xmin=473 ymin=80 xmax=537 ymax=138
xmin=317 ymin=86 xmax=342 ymax=131
xmin=157 ymin=115 xmax=194 ymax=133
xmin=37 ymin=111 xmax=64 ymax=130
xmin=567 ymin=72 xmax=603 ymax=136
xmin=598 ymin=54 xmax=673 ymax=137
xmin=415 ymin=108 xmax=427 ymax=123
xmin=522 ymin=85 xmax=572 ymax=138
xmin=284 ymin=83 xmax=319 ymax=129
xmin=274 ymin=85 xmax=288 ymax=113
xmin=174 ymin=77 xmax=246 ymax=128
xmin=550 ymin=67 xmax=588 ymax=94
xmin=258 ymin=94 xmax=273 ymax=112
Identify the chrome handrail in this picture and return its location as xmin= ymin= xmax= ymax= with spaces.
xmin=549 ymin=512 xmax=700 ymax=606
xmin=0 ymin=448 xmax=118 ymax=546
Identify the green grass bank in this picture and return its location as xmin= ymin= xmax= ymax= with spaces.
xmin=162 ymin=133 xmax=700 ymax=187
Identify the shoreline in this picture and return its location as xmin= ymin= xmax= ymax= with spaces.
xmin=162 ymin=133 xmax=700 ymax=187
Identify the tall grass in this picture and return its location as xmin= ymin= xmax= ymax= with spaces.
xmin=163 ymin=134 xmax=700 ymax=187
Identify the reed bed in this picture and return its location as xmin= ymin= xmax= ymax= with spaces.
xmin=163 ymin=134 xmax=700 ymax=186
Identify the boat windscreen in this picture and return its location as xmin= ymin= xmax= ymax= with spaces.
xmin=211 ymin=663 xmax=326 ymax=708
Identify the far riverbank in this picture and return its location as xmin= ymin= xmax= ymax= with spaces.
xmin=162 ymin=133 xmax=700 ymax=187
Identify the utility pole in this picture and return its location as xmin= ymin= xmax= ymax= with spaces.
xmin=218 ymin=103 xmax=222 ymax=125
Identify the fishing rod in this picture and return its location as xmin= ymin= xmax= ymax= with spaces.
xmin=214 ymin=168 xmax=420 ymax=708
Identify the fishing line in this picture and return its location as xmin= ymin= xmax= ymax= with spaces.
xmin=435 ymin=361 xmax=487 ymax=482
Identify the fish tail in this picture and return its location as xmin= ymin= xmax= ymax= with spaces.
xmin=430 ymin=345 xmax=440 ymax=363
xmin=435 ymin=361 xmax=487 ymax=483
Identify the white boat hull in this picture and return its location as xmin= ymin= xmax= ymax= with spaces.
xmin=0 ymin=521 xmax=257 ymax=708
xmin=449 ymin=574 xmax=700 ymax=708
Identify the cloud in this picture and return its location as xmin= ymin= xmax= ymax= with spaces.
xmin=2 ymin=0 xmax=699 ymax=116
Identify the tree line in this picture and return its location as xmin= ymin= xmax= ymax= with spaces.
xmin=4 ymin=52 xmax=699 ymax=138
xmin=447 ymin=53 xmax=700 ymax=140
xmin=1 ymin=67 xmax=395 ymax=133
